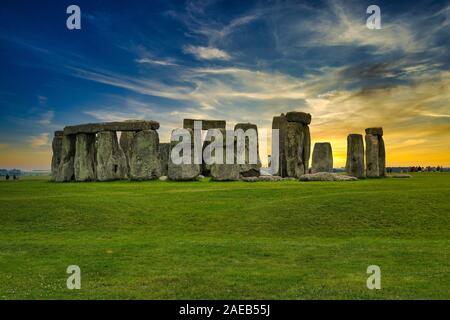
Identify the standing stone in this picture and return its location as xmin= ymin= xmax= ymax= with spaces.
xmin=312 ymin=142 xmax=333 ymax=173
xmin=210 ymin=131 xmax=240 ymax=181
xmin=284 ymin=122 xmax=305 ymax=178
xmin=345 ymin=134 xmax=365 ymax=178
xmin=168 ymin=129 xmax=201 ymax=181
xmin=378 ymin=136 xmax=386 ymax=177
xmin=55 ymin=134 xmax=76 ymax=182
xmin=119 ymin=131 xmax=136 ymax=175
xmin=51 ymin=131 xmax=63 ymax=181
xmin=234 ymin=123 xmax=261 ymax=177
xmin=365 ymin=134 xmax=380 ymax=178
xmin=129 ymin=130 xmax=161 ymax=180
xmin=96 ymin=131 xmax=128 ymax=181
xmin=365 ymin=127 xmax=386 ymax=178
xmin=74 ymin=133 xmax=96 ymax=181
xmin=159 ymin=143 xmax=171 ymax=176
xmin=272 ymin=114 xmax=288 ymax=177
xmin=302 ymin=125 xmax=311 ymax=172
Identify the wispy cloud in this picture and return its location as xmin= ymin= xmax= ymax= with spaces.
xmin=183 ymin=45 xmax=231 ymax=60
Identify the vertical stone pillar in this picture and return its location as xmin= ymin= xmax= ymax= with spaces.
xmin=234 ymin=123 xmax=261 ymax=177
xmin=283 ymin=111 xmax=312 ymax=178
xmin=210 ymin=129 xmax=240 ymax=181
xmin=168 ymin=129 xmax=201 ymax=181
xmin=272 ymin=114 xmax=288 ymax=177
xmin=346 ymin=134 xmax=365 ymax=178
xmin=129 ymin=130 xmax=161 ymax=180
xmin=51 ymin=131 xmax=63 ymax=181
xmin=55 ymin=134 xmax=76 ymax=182
xmin=312 ymin=142 xmax=333 ymax=173
xmin=74 ymin=133 xmax=96 ymax=181
xmin=96 ymin=131 xmax=128 ymax=181
xmin=365 ymin=128 xmax=385 ymax=178
xmin=119 ymin=131 xmax=136 ymax=176
xmin=159 ymin=143 xmax=171 ymax=176
xmin=284 ymin=122 xmax=305 ymax=178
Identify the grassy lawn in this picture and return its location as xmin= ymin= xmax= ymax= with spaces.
xmin=0 ymin=173 xmax=449 ymax=299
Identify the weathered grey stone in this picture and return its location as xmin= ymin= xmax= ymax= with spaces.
xmin=365 ymin=134 xmax=380 ymax=178
xmin=378 ymin=136 xmax=386 ymax=177
xmin=129 ymin=130 xmax=161 ymax=180
xmin=346 ymin=134 xmax=365 ymax=178
xmin=74 ymin=133 xmax=96 ymax=181
xmin=299 ymin=172 xmax=357 ymax=181
xmin=365 ymin=127 xmax=383 ymax=136
xmin=96 ymin=131 xmax=128 ymax=181
xmin=64 ymin=120 xmax=159 ymax=135
xmin=183 ymin=119 xmax=226 ymax=130
xmin=168 ymin=129 xmax=201 ymax=181
xmin=241 ymin=175 xmax=283 ymax=182
xmin=285 ymin=122 xmax=306 ymax=178
xmin=210 ymin=135 xmax=240 ymax=181
xmin=159 ymin=143 xmax=171 ymax=176
xmin=302 ymin=125 xmax=311 ymax=172
xmin=55 ymin=134 xmax=76 ymax=182
xmin=286 ymin=111 xmax=312 ymax=125
xmin=234 ymin=123 xmax=261 ymax=177
xmin=312 ymin=142 xmax=333 ymax=173
xmin=119 ymin=131 xmax=136 ymax=175
xmin=272 ymin=115 xmax=288 ymax=177
xmin=51 ymin=131 xmax=63 ymax=181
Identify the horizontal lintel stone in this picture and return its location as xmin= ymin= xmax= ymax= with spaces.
xmin=63 ymin=120 xmax=160 ymax=135
xmin=183 ymin=119 xmax=226 ymax=130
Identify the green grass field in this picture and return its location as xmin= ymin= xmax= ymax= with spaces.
xmin=0 ymin=173 xmax=449 ymax=299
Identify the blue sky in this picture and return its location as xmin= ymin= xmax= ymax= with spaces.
xmin=0 ymin=0 xmax=449 ymax=169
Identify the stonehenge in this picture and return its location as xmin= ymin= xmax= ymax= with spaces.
xmin=53 ymin=120 xmax=162 ymax=182
xmin=312 ymin=142 xmax=333 ymax=173
xmin=54 ymin=134 xmax=76 ymax=182
xmin=159 ymin=143 xmax=171 ymax=176
xmin=365 ymin=127 xmax=386 ymax=178
xmin=74 ymin=133 xmax=96 ymax=182
xmin=168 ymin=129 xmax=201 ymax=181
xmin=210 ymin=129 xmax=240 ymax=181
xmin=51 ymin=131 xmax=63 ymax=181
xmin=96 ymin=131 xmax=128 ymax=181
xmin=50 ymin=116 xmax=388 ymax=183
xmin=346 ymin=134 xmax=365 ymax=178
xmin=119 ymin=131 xmax=136 ymax=175
xmin=273 ymin=112 xmax=311 ymax=178
xmin=234 ymin=123 xmax=261 ymax=177
xmin=129 ymin=130 xmax=161 ymax=180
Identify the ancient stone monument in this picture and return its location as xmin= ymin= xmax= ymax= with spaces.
xmin=346 ymin=134 xmax=365 ymax=178
xmin=168 ymin=128 xmax=201 ymax=181
xmin=54 ymin=134 xmax=76 ymax=182
xmin=311 ymin=142 xmax=333 ymax=173
xmin=159 ymin=143 xmax=171 ymax=176
xmin=119 ymin=131 xmax=136 ymax=176
xmin=272 ymin=114 xmax=288 ymax=177
xmin=210 ymin=129 xmax=240 ymax=181
xmin=74 ymin=133 xmax=96 ymax=182
xmin=234 ymin=123 xmax=261 ymax=177
xmin=272 ymin=112 xmax=311 ymax=178
xmin=183 ymin=119 xmax=226 ymax=176
xmin=96 ymin=131 xmax=128 ymax=181
xmin=129 ymin=130 xmax=161 ymax=180
xmin=365 ymin=127 xmax=386 ymax=178
xmin=52 ymin=120 xmax=160 ymax=182
xmin=51 ymin=131 xmax=63 ymax=181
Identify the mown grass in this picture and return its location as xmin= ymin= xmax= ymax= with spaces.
xmin=0 ymin=173 xmax=449 ymax=299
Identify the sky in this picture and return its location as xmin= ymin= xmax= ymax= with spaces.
xmin=0 ymin=0 xmax=449 ymax=170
